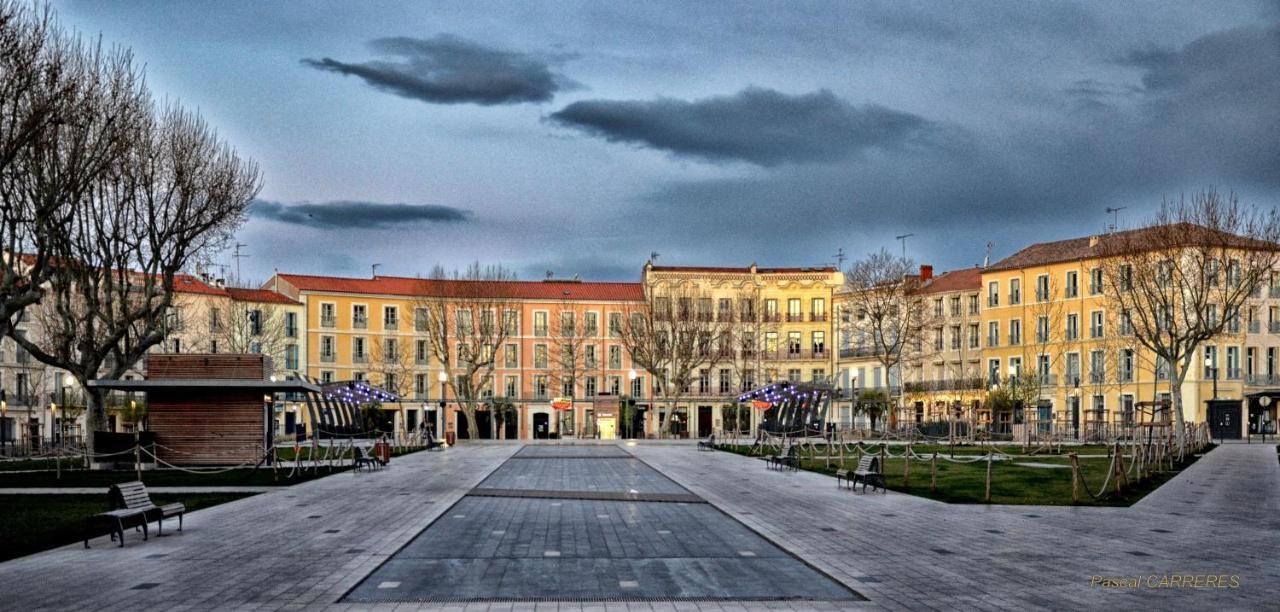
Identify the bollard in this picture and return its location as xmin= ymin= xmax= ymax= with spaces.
xmin=931 ymin=452 xmax=937 ymax=493
xmin=1069 ymin=452 xmax=1079 ymax=504
xmin=984 ymin=451 xmax=993 ymax=503
xmin=903 ymin=443 xmax=911 ymax=487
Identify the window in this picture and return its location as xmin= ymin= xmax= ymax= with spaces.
xmin=248 ymin=309 xmax=262 ymax=336
xmin=383 ymin=338 xmax=398 ymax=362
xmin=933 ymin=328 xmax=943 ymax=351
xmin=1090 ymin=268 xmax=1103 ymax=295
xmin=584 ymin=345 xmax=598 ymax=369
xmin=1227 ymin=346 xmax=1240 ymax=379
xmin=352 ymin=337 xmax=367 ymax=362
xmin=353 ymin=371 xmax=365 ymax=382
xmin=1204 ymin=345 xmax=1217 ymax=379
xmin=969 ymin=323 xmax=980 ymax=348
xmin=950 ymin=325 xmax=960 ymax=350
xmin=1119 ymin=264 xmax=1132 ymax=290
xmin=950 ymin=296 xmax=961 ymax=317
xmin=811 ymin=298 xmax=826 ymax=321
xmin=584 ymin=312 xmax=599 ymax=336
xmin=811 ymin=368 xmax=825 ymax=382
xmin=812 ymin=331 xmax=826 ymax=355
xmin=503 ymin=309 xmax=519 ymax=335
xmin=1090 ymin=311 xmax=1104 ymax=338
xmin=632 ymin=375 xmax=645 ymax=397
xmin=608 ymin=312 xmax=622 ymax=337
xmin=285 ymin=312 xmax=298 ymax=337
xmin=503 ymin=344 xmax=518 ymax=368
xmin=384 ymin=306 xmax=398 ymax=330
xmin=968 ymin=294 xmax=979 ymax=315
xmin=384 ymin=373 xmax=397 ymax=393
xmin=416 ymin=340 xmax=429 ymax=364
xmin=321 ymin=370 xmax=335 ymax=383
xmin=987 ymin=321 xmax=998 ymax=347
xmin=787 ymin=331 xmax=802 ymax=355
xmin=170 ymin=338 xmax=181 ymax=353
xmin=1009 ymin=319 xmax=1021 ymax=345
xmin=560 ymin=311 xmax=575 ymax=336
xmin=1066 ymin=313 xmax=1079 ymax=340
xmin=787 ymin=368 xmax=802 ymax=382
xmin=1120 ymin=349 xmax=1134 ymax=382
xmin=534 ymin=311 xmax=548 ymax=337
xmin=934 ymin=298 xmax=944 ymax=317
xmin=321 ymin=303 xmax=336 ymax=327
xmin=1009 ymin=278 xmax=1021 ymax=305
xmin=480 ymin=309 xmax=496 ymax=335
xmin=415 ymin=374 xmax=427 ymax=398
xmin=787 ymin=298 xmax=802 ymax=321
xmin=609 ymin=376 xmax=621 ymax=395
xmin=987 ymin=281 xmax=1000 ymax=307
xmin=209 ymin=308 xmax=222 ymax=332
xmin=534 ymin=344 xmax=548 ymax=368
xmin=415 ymin=308 xmax=430 ymax=332
xmin=456 ymin=309 xmax=473 ymax=335
xmin=1065 ymin=271 xmax=1079 ymax=298
xmin=505 ymin=376 xmax=519 ymax=398
xmin=1038 ymin=355 xmax=1051 ymax=384
xmin=353 ymin=304 xmax=368 ymax=328
xmin=764 ymin=331 xmax=778 ymax=353
xmin=534 ymin=375 xmax=548 ymax=399
xmin=320 ymin=336 xmax=335 ymax=362
xmin=584 ymin=376 xmax=598 ymax=396
xmin=987 ymin=359 xmax=1001 ymax=386
xmin=1009 ymin=357 xmax=1022 ymax=377
xmin=608 ymin=345 xmax=622 ymax=369
xmin=765 ymin=299 xmax=778 ymax=320
xmin=1089 ymin=350 xmax=1105 ymax=383
xmin=1036 ymin=316 xmax=1049 ymax=343
xmin=457 ymin=343 xmax=470 ymax=363
xmin=211 ymin=340 xmax=218 ymax=354
xmin=1065 ymin=353 xmax=1081 ymax=387
xmin=719 ymin=368 xmax=732 ymax=394
xmin=1036 ymin=275 xmax=1050 ymax=301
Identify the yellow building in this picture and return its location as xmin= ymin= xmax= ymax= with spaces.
xmin=641 ymin=263 xmax=843 ymax=436
xmin=981 ymin=232 xmax=1242 ymax=439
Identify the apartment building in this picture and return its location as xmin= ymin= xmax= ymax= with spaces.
xmin=267 ymin=273 xmax=645 ymax=440
xmin=905 ymin=266 xmax=985 ymax=424
xmin=641 ymin=263 xmax=843 ymax=437
xmin=980 ymin=231 xmax=1244 ymax=437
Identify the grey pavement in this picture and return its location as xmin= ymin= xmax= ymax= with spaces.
xmin=0 ymin=441 xmax=1274 ymax=610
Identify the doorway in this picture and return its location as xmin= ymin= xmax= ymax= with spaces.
xmin=697 ymin=406 xmax=713 ymax=438
xmin=533 ymin=413 xmax=550 ymax=439
xmin=598 ymin=416 xmax=617 ymax=440
xmin=1208 ymin=400 xmax=1241 ymax=439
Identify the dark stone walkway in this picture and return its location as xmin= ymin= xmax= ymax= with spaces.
xmin=343 ymin=446 xmax=861 ymax=604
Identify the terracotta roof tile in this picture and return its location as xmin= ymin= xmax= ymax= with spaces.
xmin=173 ymin=274 xmax=228 ymax=296
xmin=225 ymin=287 xmax=301 ymax=305
xmin=918 ymin=267 xmax=983 ymax=294
xmin=648 ymin=265 xmax=837 ymax=274
xmin=987 ymin=223 xmax=1277 ymax=272
xmin=275 ymin=273 xmax=644 ymax=302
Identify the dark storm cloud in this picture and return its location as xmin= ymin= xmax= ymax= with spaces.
xmin=302 ymin=34 xmax=573 ymax=105
xmin=548 ymin=87 xmax=932 ymax=166
xmin=250 ymin=200 xmax=472 ymax=229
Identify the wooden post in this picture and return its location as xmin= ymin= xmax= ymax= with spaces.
xmin=984 ymin=451 xmax=993 ymax=503
xmin=1113 ymin=442 xmax=1123 ymax=496
xmin=1069 ymin=452 xmax=1079 ymax=504
xmin=903 ymin=442 xmax=911 ymax=487
xmin=930 ymin=452 xmax=937 ymax=492
xmin=880 ymin=443 xmax=887 ymax=474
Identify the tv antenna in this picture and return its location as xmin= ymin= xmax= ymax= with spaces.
xmin=832 ymin=247 xmax=847 ymax=270
xmin=371 ymin=263 xmax=381 ymax=278
xmin=649 ymin=251 xmax=660 ymax=263
xmin=1105 ymin=206 xmax=1126 ymax=232
xmin=232 ymin=243 xmax=249 ymax=284
xmin=894 ymin=234 xmax=914 ymax=260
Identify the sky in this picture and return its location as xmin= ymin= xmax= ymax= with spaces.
xmin=52 ymin=1 xmax=1280 ymax=284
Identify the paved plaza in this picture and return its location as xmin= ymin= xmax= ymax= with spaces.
xmin=0 ymin=441 xmax=1276 ymax=610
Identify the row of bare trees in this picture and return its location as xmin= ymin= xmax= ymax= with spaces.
xmin=0 ymin=2 xmax=260 ymax=456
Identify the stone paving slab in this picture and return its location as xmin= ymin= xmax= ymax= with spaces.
xmin=514 ymin=446 xmax=635 ymax=458
xmin=478 ymin=457 xmax=690 ymax=494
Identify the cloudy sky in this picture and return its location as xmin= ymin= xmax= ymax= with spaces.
xmin=53 ymin=1 xmax=1280 ymax=283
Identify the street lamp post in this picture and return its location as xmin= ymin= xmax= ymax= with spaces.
xmin=1205 ymin=355 xmax=1218 ymax=399
xmin=1 ymin=393 xmax=8 ymax=455
xmin=626 ymin=369 xmax=638 ymax=439
xmin=437 ymin=371 xmax=449 ymax=442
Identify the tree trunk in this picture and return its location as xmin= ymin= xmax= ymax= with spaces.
xmin=84 ymin=385 xmax=108 ymax=467
xmin=462 ymin=406 xmax=479 ymax=440
xmin=1170 ymin=367 xmax=1188 ymax=455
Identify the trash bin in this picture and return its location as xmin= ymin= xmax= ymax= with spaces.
xmin=445 ymin=431 xmax=456 ymax=446
xmin=373 ymin=441 xmax=391 ymax=464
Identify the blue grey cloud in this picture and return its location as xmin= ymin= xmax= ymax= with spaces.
xmin=250 ymin=200 xmax=472 ymax=229
xmin=303 ymin=34 xmax=573 ymax=105
xmin=549 ymin=87 xmax=932 ymax=166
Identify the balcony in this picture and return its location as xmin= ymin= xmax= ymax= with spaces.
xmin=987 ymin=336 xmax=999 ymax=348
xmin=385 ymin=320 xmax=399 ymax=331
xmin=1247 ymin=373 xmax=1280 ymax=386
xmin=1008 ymin=293 xmax=1020 ymax=305
xmin=987 ymin=296 xmax=999 ymax=307
xmin=1036 ymin=291 xmax=1049 ymax=302
xmin=763 ymin=349 xmax=830 ymax=361
xmin=905 ymin=377 xmax=985 ymax=392
xmin=353 ymin=354 xmax=368 ymax=364
xmin=1038 ymin=373 xmax=1058 ymax=386
xmin=1008 ymin=334 xmax=1020 ymax=346
xmin=762 ymin=314 xmax=782 ymax=323
xmin=320 ymin=315 xmax=336 ymax=328
xmin=785 ymin=313 xmax=805 ymax=322
xmin=320 ymin=353 xmax=335 ymax=363
xmin=1249 ymin=320 xmax=1261 ymax=333
xmin=1226 ymin=368 xmax=1242 ymax=380
xmin=839 ymin=346 xmax=879 ymax=359
xmin=810 ymin=313 xmax=828 ymax=322
xmin=1088 ymin=372 xmax=1106 ymax=384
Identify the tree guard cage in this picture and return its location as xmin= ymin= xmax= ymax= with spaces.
xmin=738 ymin=381 xmax=833 ymax=436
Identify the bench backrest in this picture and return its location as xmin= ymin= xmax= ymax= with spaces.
xmin=855 ymin=455 xmax=879 ymax=473
xmin=110 ymin=481 xmax=154 ymax=510
xmin=786 ymin=445 xmax=798 ymax=457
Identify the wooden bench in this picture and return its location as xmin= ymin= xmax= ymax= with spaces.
xmin=354 ymin=445 xmax=382 ymax=472
xmin=835 ymin=468 xmax=853 ymax=489
xmin=852 ymin=455 xmax=886 ymax=493
xmin=768 ymin=445 xmax=799 ymax=471
xmin=424 ymin=431 xmax=444 ymax=452
xmin=697 ymin=434 xmax=716 ymax=451
xmin=85 ymin=481 xmax=185 ymax=548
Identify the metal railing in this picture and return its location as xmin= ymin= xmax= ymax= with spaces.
xmin=385 ymin=320 xmax=399 ymax=331
xmin=320 ymin=353 xmax=335 ymax=363
xmin=353 ymin=317 xmax=368 ymax=329
xmin=321 ymin=315 xmax=336 ymax=328
xmin=1249 ymin=320 xmax=1261 ymax=333
xmin=810 ymin=313 xmax=828 ymax=322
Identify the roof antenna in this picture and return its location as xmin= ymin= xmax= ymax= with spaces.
xmin=894 ymin=234 xmax=914 ymax=260
xmin=1105 ymin=206 xmax=1126 ymax=233
xmin=983 ymin=241 xmax=993 ymax=268
xmin=832 ymin=247 xmax=847 ymax=270
xmin=545 ymin=270 xmax=554 ymax=279
xmin=371 ymin=263 xmax=381 ymax=278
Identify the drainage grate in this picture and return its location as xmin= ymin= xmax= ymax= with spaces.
xmin=1127 ymin=551 xmax=1152 ymax=557
xmin=984 ymin=529 xmax=1003 ymax=534
xmin=346 ymin=548 xmax=365 ymax=554
xmin=820 ymin=527 xmax=837 ymax=532
xmin=324 ymin=529 xmax=341 ymax=534
xmin=131 ymin=583 xmax=161 ymax=590
xmin=1023 ymin=514 xmax=1041 ymax=518
xmin=307 ymin=515 xmax=322 ymax=519
xmin=1150 ymin=528 xmax=1172 ymax=534
xmin=853 ymin=576 xmax=880 ymax=583
xmin=144 ymin=553 xmax=168 ymax=559
xmin=931 ymin=548 xmax=954 ymax=555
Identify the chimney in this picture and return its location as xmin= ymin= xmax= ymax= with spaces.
xmin=1089 ymin=236 xmax=1101 ymax=248
xmin=215 ymin=278 xmax=225 ymax=289
xmin=919 ymin=265 xmax=933 ymax=282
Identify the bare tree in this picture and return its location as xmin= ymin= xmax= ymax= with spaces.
xmin=1098 ymin=190 xmax=1280 ymax=451
xmin=12 ymin=80 xmax=260 ymax=458
xmin=620 ymin=284 xmax=732 ymax=437
xmin=840 ymin=249 xmax=930 ymax=428
xmin=549 ymin=300 xmax=592 ymax=434
xmin=414 ymin=263 xmax=518 ymax=440
xmin=0 ymin=2 xmax=134 ymax=340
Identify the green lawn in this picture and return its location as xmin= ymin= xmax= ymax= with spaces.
xmin=0 ymin=493 xmax=252 ymax=562
xmin=0 ymin=457 xmax=75 ymax=472
xmin=0 ymin=465 xmax=347 ymax=488
xmin=721 ymin=444 xmax=1209 ymax=506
